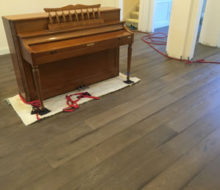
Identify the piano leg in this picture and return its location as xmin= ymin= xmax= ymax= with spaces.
xmin=124 ymin=44 xmax=134 ymax=84
xmin=32 ymin=66 xmax=50 ymax=115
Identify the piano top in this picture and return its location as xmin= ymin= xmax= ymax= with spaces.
xmin=3 ymin=7 xmax=120 ymax=21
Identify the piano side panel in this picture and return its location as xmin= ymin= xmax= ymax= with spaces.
xmin=38 ymin=48 xmax=119 ymax=100
xmin=2 ymin=17 xmax=32 ymax=100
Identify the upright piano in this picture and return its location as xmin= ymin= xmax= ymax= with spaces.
xmin=3 ymin=4 xmax=134 ymax=115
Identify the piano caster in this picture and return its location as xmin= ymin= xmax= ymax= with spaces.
xmin=124 ymin=79 xmax=134 ymax=84
xmin=31 ymin=107 xmax=51 ymax=116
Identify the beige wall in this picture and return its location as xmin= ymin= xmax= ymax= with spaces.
xmin=123 ymin=0 xmax=139 ymax=20
xmin=0 ymin=0 xmax=101 ymax=55
xmin=100 ymin=0 xmax=139 ymax=20
xmin=100 ymin=0 xmax=120 ymax=7
xmin=199 ymin=0 xmax=220 ymax=47
xmin=166 ymin=0 xmax=203 ymax=59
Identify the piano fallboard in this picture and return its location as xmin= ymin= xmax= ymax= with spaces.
xmin=20 ymin=29 xmax=132 ymax=65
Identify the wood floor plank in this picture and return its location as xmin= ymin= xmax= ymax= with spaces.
xmin=21 ymin=126 xmax=177 ymax=190
xmin=167 ymin=77 xmax=220 ymax=132
xmin=0 ymin=149 xmax=52 ymax=190
xmin=59 ymin=105 xmax=220 ymax=190
xmin=85 ymin=64 xmax=220 ymax=130
xmin=1 ymin=31 xmax=220 ymax=190
xmin=85 ymin=76 xmax=188 ymax=129
xmin=141 ymin=128 xmax=220 ymax=190
xmin=182 ymin=154 xmax=220 ymax=190
xmin=44 ymin=94 xmax=178 ymax=168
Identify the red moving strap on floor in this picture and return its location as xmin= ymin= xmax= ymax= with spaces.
xmin=19 ymin=94 xmax=41 ymax=120
xmin=141 ymin=32 xmax=220 ymax=65
xmin=63 ymin=92 xmax=100 ymax=112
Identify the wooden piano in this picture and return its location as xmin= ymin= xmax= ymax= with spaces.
xmin=3 ymin=4 xmax=134 ymax=115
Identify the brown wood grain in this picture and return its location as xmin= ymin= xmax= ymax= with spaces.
xmin=1 ymin=30 xmax=220 ymax=190
xmin=3 ymin=6 xmax=133 ymax=106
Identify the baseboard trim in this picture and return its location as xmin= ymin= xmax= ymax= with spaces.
xmin=199 ymin=40 xmax=220 ymax=48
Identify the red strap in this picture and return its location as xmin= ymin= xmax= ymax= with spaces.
xmin=141 ymin=32 xmax=220 ymax=65
xmin=63 ymin=92 xmax=99 ymax=112
xmin=19 ymin=94 xmax=41 ymax=120
xmin=19 ymin=92 xmax=99 ymax=118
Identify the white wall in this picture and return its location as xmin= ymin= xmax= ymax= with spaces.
xmin=100 ymin=0 xmax=120 ymax=7
xmin=199 ymin=0 xmax=220 ymax=47
xmin=138 ymin=0 xmax=172 ymax=32
xmin=153 ymin=0 xmax=172 ymax=29
xmin=123 ymin=0 xmax=139 ymax=20
xmin=138 ymin=0 xmax=155 ymax=32
xmin=0 ymin=0 xmax=101 ymax=55
xmin=166 ymin=0 xmax=203 ymax=59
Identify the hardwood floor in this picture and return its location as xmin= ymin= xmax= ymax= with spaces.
xmin=1 ymin=32 xmax=220 ymax=190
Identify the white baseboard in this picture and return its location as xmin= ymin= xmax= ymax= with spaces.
xmin=0 ymin=48 xmax=9 ymax=55
xmin=199 ymin=40 xmax=220 ymax=48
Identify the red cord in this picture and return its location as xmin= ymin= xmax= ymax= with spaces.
xmin=63 ymin=92 xmax=99 ymax=112
xmin=19 ymin=94 xmax=41 ymax=120
xmin=141 ymin=32 xmax=220 ymax=64
xmin=19 ymin=92 xmax=99 ymax=120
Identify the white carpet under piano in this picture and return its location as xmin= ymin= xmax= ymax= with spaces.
xmin=7 ymin=73 xmax=140 ymax=126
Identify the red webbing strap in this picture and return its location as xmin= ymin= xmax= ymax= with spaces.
xmin=63 ymin=92 xmax=99 ymax=112
xmin=19 ymin=94 xmax=41 ymax=120
xmin=140 ymin=32 xmax=220 ymax=65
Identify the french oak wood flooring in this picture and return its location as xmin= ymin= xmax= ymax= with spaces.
xmin=1 ymin=31 xmax=220 ymax=190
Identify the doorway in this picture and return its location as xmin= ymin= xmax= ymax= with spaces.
xmin=153 ymin=0 xmax=172 ymax=32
